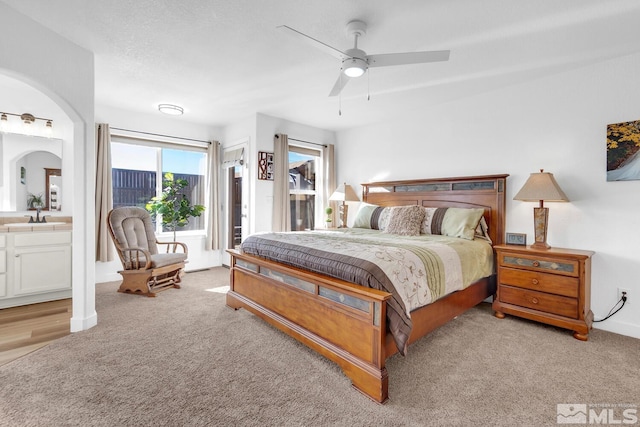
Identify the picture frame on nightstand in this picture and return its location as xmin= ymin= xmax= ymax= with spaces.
xmin=505 ymin=232 xmax=527 ymax=246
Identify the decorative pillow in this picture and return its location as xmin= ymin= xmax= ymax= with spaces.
xmin=384 ymin=205 xmax=426 ymax=236
xmin=352 ymin=203 xmax=377 ymax=229
xmin=421 ymin=207 xmax=440 ymax=234
xmin=475 ymin=216 xmax=492 ymax=243
xmin=420 ymin=207 xmax=450 ymax=235
xmin=441 ymin=207 xmax=485 ymax=240
xmin=421 ymin=207 xmax=486 ymax=241
xmin=352 ymin=203 xmax=391 ymax=230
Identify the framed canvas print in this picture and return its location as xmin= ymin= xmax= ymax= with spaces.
xmin=506 ymin=232 xmax=527 ymax=246
xmin=607 ymin=119 xmax=640 ymax=181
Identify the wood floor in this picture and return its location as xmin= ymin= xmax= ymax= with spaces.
xmin=0 ymin=299 xmax=72 ymax=366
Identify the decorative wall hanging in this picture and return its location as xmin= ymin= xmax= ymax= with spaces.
xmin=607 ymin=119 xmax=640 ymax=181
xmin=258 ymin=151 xmax=274 ymax=180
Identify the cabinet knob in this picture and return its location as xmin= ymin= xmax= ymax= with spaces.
xmin=531 ymin=297 xmax=539 ymax=304
xmin=532 ymin=279 xmax=539 ymax=285
xmin=532 ymin=261 xmax=540 ymax=267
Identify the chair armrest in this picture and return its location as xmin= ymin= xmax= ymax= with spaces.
xmin=157 ymin=240 xmax=188 ymax=256
xmin=114 ymin=244 xmax=153 ymax=270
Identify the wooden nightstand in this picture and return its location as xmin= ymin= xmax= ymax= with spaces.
xmin=492 ymin=244 xmax=594 ymax=341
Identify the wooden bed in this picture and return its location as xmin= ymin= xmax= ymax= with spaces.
xmin=226 ymin=174 xmax=508 ymax=403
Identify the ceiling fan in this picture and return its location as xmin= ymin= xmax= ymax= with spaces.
xmin=278 ymin=20 xmax=450 ymax=97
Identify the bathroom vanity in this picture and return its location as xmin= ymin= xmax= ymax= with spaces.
xmin=0 ymin=223 xmax=72 ymax=309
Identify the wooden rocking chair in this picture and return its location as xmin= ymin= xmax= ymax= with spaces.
xmin=107 ymin=206 xmax=188 ymax=297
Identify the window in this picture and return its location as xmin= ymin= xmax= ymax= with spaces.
xmin=111 ymin=139 xmax=207 ymax=233
xmin=289 ymin=145 xmax=322 ymax=231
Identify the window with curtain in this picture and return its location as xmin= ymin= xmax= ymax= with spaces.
xmin=110 ymin=138 xmax=207 ymax=233
xmin=289 ymin=144 xmax=322 ymax=231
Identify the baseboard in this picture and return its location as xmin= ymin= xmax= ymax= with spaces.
xmin=70 ymin=311 xmax=97 ymax=332
xmin=96 ymin=273 xmax=121 ymax=284
xmin=593 ymin=319 xmax=640 ymax=340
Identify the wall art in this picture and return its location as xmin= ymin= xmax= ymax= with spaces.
xmin=258 ymin=151 xmax=274 ymax=180
xmin=607 ymin=119 xmax=640 ymax=181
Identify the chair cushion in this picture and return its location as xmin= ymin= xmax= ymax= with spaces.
xmin=150 ymin=252 xmax=188 ymax=268
xmin=108 ymin=207 xmax=158 ymax=255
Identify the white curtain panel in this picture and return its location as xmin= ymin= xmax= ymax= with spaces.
xmin=207 ymin=141 xmax=221 ymax=250
xmin=323 ymin=144 xmax=336 ymax=225
xmin=95 ymin=123 xmax=114 ymax=262
xmin=272 ymin=134 xmax=291 ymax=232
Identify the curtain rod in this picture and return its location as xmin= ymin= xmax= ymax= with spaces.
xmin=111 ymin=127 xmax=211 ymax=144
xmin=275 ymin=134 xmax=327 ymax=148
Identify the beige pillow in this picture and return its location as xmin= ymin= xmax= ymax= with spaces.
xmin=384 ymin=205 xmax=426 ymax=236
xmin=441 ymin=207 xmax=485 ymax=240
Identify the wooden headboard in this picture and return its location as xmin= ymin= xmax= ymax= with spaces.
xmin=362 ymin=174 xmax=509 ymax=245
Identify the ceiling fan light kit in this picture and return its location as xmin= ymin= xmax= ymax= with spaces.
xmin=278 ymin=19 xmax=450 ymax=97
xmin=343 ymin=56 xmax=367 ymax=77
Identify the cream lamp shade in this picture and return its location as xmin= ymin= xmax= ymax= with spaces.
xmin=513 ymin=169 xmax=569 ymax=249
xmin=329 ymin=183 xmax=360 ymax=228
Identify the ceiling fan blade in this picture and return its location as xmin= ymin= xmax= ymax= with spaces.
xmin=368 ymin=50 xmax=450 ymax=68
xmin=328 ymin=73 xmax=351 ymax=97
xmin=277 ymin=25 xmax=346 ymax=59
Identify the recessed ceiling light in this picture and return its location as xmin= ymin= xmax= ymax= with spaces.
xmin=158 ymin=104 xmax=184 ymax=115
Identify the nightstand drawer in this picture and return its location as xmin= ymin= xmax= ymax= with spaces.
xmin=500 ymin=285 xmax=578 ymax=319
xmin=499 ymin=267 xmax=579 ymax=298
xmin=499 ymin=252 xmax=579 ymax=277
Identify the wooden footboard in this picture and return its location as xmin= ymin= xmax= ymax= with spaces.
xmin=227 ymin=250 xmax=392 ymax=403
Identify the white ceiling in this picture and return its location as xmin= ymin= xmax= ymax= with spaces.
xmin=2 ymin=0 xmax=640 ymax=131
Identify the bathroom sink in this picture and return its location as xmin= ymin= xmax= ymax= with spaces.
xmin=4 ymin=222 xmax=67 ymax=227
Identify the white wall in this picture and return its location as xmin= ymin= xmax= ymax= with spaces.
xmin=0 ymin=3 xmax=96 ymax=332
xmin=94 ymin=104 xmax=224 ymax=283
xmin=336 ymin=52 xmax=640 ymax=340
xmin=221 ymin=113 xmax=337 ymax=237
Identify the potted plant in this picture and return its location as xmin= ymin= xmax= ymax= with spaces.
xmin=145 ymin=172 xmax=205 ymax=242
xmin=325 ymin=206 xmax=333 ymax=228
xmin=27 ymin=192 xmax=44 ymax=210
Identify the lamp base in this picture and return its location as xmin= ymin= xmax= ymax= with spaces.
xmin=531 ymin=241 xmax=551 ymax=250
xmin=338 ymin=204 xmax=349 ymax=228
xmin=533 ymin=206 xmax=550 ymax=249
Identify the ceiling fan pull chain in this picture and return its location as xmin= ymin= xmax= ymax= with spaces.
xmin=367 ymin=69 xmax=370 ymax=101
xmin=338 ymin=71 xmax=343 ymax=115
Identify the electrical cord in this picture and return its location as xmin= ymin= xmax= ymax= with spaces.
xmin=593 ymin=293 xmax=627 ymax=323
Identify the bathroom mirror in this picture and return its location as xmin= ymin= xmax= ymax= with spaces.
xmin=44 ymin=168 xmax=62 ymax=211
xmin=0 ymin=133 xmax=63 ymax=212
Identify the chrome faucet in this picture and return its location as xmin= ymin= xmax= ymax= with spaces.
xmin=27 ymin=207 xmax=47 ymax=223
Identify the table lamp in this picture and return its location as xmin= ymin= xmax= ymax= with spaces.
xmin=513 ymin=169 xmax=569 ymax=249
xmin=329 ymin=183 xmax=360 ymax=228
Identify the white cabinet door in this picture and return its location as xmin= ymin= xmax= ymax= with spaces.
xmin=12 ymin=245 xmax=72 ymax=295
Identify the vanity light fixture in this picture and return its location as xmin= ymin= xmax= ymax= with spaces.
xmin=0 ymin=111 xmax=53 ymax=137
xmin=158 ymin=104 xmax=184 ymax=116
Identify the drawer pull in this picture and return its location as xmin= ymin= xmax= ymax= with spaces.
xmin=532 ymin=279 xmax=539 ymax=285
xmin=531 ymin=297 xmax=539 ymax=304
xmin=532 ymin=261 xmax=540 ymax=267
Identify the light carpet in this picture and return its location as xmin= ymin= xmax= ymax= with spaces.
xmin=0 ymin=267 xmax=638 ymax=426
